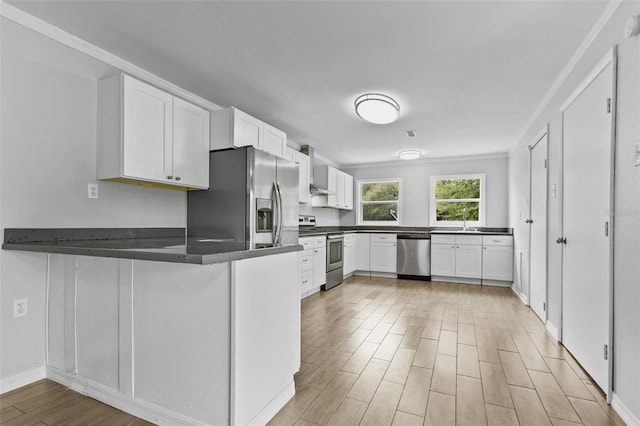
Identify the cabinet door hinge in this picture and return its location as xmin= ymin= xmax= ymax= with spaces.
xmin=607 ymin=98 xmax=612 ymax=114
xmin=543 ymin=302 xmax=546 ymax=311
xmin=544 ymin=159 xmax=547 ymax=169
xmin=603 ymin=344 xmax=608 ymax=360
xmin=605 ymin=221 xmax=609 ymax=237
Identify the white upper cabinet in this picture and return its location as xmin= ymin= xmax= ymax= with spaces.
xmin=311 ymin=165 xmax=353 ymax=210
xmin=285 ymin=147 xmax=310 ymax=204
xmin=98 ymin=74 xmax=209 ymax=190
xmin=211 ymin=107 xmax=286 ymax=158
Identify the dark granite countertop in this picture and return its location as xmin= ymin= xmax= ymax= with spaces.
xmin=298 ymin=226 xmax=512 ymax=238
xmin=2 ymin=228 xmax=302 ymax=265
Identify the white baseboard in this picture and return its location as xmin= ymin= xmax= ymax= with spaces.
xmin=545 ymin=321 xmax=559 ymax=341
xmin=47 ymin=367 xmax=211 ymax=426
xmin=431 ymin=276 xmax=481 ymax=285
xmin=612 ymin=392 xmax=640 ymax=426
xmin=246 ymin=381 xmax=295 ymax=426
xmin=369 ymin=272 xmax=398 ymax=279
xmin=511 ymin=284 xmax=529 ymax=305
xmin=0 ymin=365 xmax=47 ymax=394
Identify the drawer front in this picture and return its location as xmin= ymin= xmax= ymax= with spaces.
xmin=344 ymin=233 xmax=356 ymax=244
xmin=299 ymin=269 xmax=313 ymax=293
xmin=298 ymin=250 xmax=313 ymax=271
xmin=482 ymin=235 xmax=514 ymax=246
xmin=299 ymin=237 xmax=313 ymax=250
xmin=313 ymin=237 xmax=327 ymax=248
xmin=455 ymin=235 xmax=482 ymax=245
xmin=370 ymin=233 xmax=397 ymax=243
xmin=431 ymin=234 xmax=456 ymax=244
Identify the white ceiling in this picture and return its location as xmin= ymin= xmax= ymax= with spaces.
xmin=8 ymin=0 xmax=608 ymax=166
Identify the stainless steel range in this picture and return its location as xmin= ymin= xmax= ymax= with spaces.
xmin=324 ymin=233 xmax=344 ymax=290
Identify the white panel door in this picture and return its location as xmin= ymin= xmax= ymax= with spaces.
xmin=122 ymin=76 xmax=173 ymax=181
xmin=313 ymin=247 xmax=326 ymax=286
xmin=455 ymin=244 xmax=482 ymax=279
xmin=172 ymin=97 xmax=209 ymax=188
xmin=529 ymin=131 xmax=548 ymax=321
xmin=370 ymin=242 xmax=397 ymax=273
xmin=482 ymin=245 xmax=514 ymax=281
xmin=561 ymin=57 xmax=614 ymax=394
xmin=355 ymin=234 xmax=371 ymax=271
xmin=431 ymin=243 xmax=455 ymax=276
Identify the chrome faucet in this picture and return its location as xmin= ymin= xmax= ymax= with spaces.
xmin=462 ymin=207 xmax=467 ymax=231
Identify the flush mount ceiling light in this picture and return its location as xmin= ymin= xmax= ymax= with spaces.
xmin=354 ymin=93 xmax=400 ymax=124
xmin=399 ymin=150 xmax=421 ymax=160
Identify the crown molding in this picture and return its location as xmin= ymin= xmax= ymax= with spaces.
xmin=342 ymin=152 xmax=509 ymax=170
xmin=0 ymin=2 xmax=221 ymax=112
xmin=512 ymin=0 xmax=623 ymax=149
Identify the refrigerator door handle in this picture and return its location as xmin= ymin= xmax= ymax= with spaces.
xmin=272 ymin=181 xmax=280 ymax=246
xmin=275 ymin=181 xmax=284 ymax=245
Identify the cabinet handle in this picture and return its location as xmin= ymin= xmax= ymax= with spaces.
xmin=167 ymin=175 xmax=173 ymax=180
xmin=175 ymin=176 xmax=181 ymax=181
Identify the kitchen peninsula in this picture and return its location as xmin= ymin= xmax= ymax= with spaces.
xmin=2 ymin=228 xmax=302 ymax=426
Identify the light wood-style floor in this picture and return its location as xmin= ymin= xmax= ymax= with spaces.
xmin=269 ymin=276 xmax=624 ymax=426
xmin=0 ymin=379 xmax=152 ymax=425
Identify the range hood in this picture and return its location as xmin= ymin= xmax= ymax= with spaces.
xmin=300 ymin=145 xmax=333 ymax=196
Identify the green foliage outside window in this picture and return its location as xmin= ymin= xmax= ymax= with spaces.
xmin=434 ymin=178 xmax=481 ymax=222
xmin=361 ymin=181 xmax=399 ymax=223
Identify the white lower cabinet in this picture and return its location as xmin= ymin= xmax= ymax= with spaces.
xmin=355 ymin=234 xmax=371 ymax=271
xmin=343 ymin=233 xmax=356 ymax=276
xmin=482 ymin=236 xmax=514 ymax=281
xmin=298 ymin=236 xmax=326 ymax=299
xmin=369 ymin=234 xmax=397 ymax=273
xmin=431 ymin=234 xmax=513 ymax=284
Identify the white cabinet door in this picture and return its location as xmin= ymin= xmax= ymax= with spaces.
xmin=355 ymin=234 xmax=371 ymax=271
xmin=343 ymin=235 xmax=356 ymax=275
xmin=262 ymin=123 xmax=286 ymax=158
xmin=370 ymin=242 xmax=397 ymax=273
xmin=431 ymin=243 xmax=456 ymax=276
xmin=482 ymin=245 xmax=513 ymax=281
xmin=313 ymin=247 xmax=326 ymax=287
xmin=122 ymin=75 xmax=173 ymax=182
xmin=455 ymin=244 xmax=482 ymax=279
xmin=232 ymin=109 xmax=262 ymax=148
xmin=172 ymin=97 xmax=210 ymax=188
xmin=342 ymin=173 xmax=354 ymax=210
xmin=286 ymin=148 xmax=310 ymax=204
xmin=327 ymin=166 xmax=339 ymax=208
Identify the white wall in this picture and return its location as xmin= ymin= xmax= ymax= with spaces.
xmin=341 ymin=156 xmax=509 ymax=227
xmin=1 ymin=19 xmax=186 ymax=384
xmin=508 ymin=1 xmax=640 ymax=421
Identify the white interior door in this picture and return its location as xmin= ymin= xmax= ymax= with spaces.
xmin=529 ymin=129 xmax=548 ymax=322
xmin=561 ymin=52 xmax=614 ymax=394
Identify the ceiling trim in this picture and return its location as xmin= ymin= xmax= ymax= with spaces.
xmin=0 ymin=2 xmax=221 ymax=112
xmin=343 ymin=152 xmax=509 ymax=170
xmin=511 ymin=0 xmax=623 ymax=153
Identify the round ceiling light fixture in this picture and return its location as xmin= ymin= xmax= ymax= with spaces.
xmin=354 ymin=93 xmax=400 ymax=124
xmin=399 ymin=150 xmax=421 ymax=160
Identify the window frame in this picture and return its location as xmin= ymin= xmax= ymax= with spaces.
xmin=356 ymin=178 xmax=402 ymax=226
xmin=429 ymin=173 xmax=486 ymax=227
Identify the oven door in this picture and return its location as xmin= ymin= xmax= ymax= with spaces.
xmin=326 ymin=236 xmax=344 ymax=272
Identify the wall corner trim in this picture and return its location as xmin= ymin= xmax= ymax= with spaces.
xmin=0 ymin=2 xmax=222 ymax=112
xmin=512 ymin=0 xmax=623 ymax=146
xmin=0 ymin=366 xmax=47 ymax=394
xmin=511 ymin=284 xmax=529 ymax=305
xmin=611 ymin=392 xmax=640 ymax=426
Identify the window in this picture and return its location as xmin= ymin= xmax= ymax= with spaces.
xmin=357 ymin=179 xmax=401 ymax=226
xmin=430 ymin=174 xmax=485 ymax=226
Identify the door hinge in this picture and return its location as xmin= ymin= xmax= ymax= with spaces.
xmin=607 ymin=98 xmax=612 ymax=114
xmin=605 ymin=221 xmax=609 ymax=237
xmin=604 ymin=344 xmax=608 ymax=360
xmin=543 ymin=302 xmax=546 ymax=311
xmin=544 ymin=159 xmax=547 ymax=169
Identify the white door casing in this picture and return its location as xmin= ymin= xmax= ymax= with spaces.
xmin=560 ymin=48 xmax=616 ymax=397
xmin=528 ymin=127 xmax=549 ymax=322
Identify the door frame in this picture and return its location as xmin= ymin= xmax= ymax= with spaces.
xmin=527 ymin=124 xmax=549 ymax=323
xmin=559 ymin=47 xmax=617 ymax=401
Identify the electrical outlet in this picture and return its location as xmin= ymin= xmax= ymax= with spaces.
xmin=13 ymin=299 xmax=27 ymax=318
xmin=88 ymin=183 xmax=99 ymax=199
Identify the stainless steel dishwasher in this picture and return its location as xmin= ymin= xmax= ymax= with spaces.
xmin=397 ymin=234 xmax=431 ymax=280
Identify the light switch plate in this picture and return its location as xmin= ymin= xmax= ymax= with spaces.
xmin=634 ymin=142 xmax=640 ymax=167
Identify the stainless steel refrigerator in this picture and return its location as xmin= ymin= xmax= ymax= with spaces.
xmin=187 ymin=147 xmax=299 ymax=248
